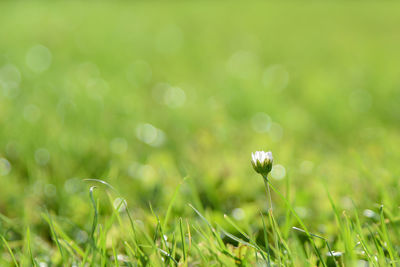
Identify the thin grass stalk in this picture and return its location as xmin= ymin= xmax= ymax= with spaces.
xmin=263 ymin=175 xmax=281 ymax=266
xmin=265 ymin=177 xmax=327 ymax=267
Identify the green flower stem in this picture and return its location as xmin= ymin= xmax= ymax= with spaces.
xmin=263 ymin=175 xmax=273 ymax=212
xmin=262 ymin=175 xmax=327 ymax=267
xmin=262 ymin=174 xmax=280 ymax=265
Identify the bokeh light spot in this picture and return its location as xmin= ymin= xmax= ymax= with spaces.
xmin=251 ymin=112 xmax=271 ymax=133
xmin=262 ymin=65 xmax=289 ymax=91
xmin=271 ymin=164 xmax=286 ymax=180
xmin=164 ymin=86 xmax=186 ymax=108
xmin=294 ymin=206 xmax=309 ymax=218
xmin=75 ymin=230 xmax=88 ymax=244
xmin=64 ymin=178 xmax=82 ymax=194
xmin=363 ymin=209 xmax=376 ymax=218
xmin=0 ymin=158 xmax=11 ymax=176
xmin=232 ymin=208 xmax=245 ymax=220
xmin=113 ymin=197 xmax=128 ymax=212
xmin=26 ymin=44 xmax=52 ymax=73
xmin=35 ymin=148 xmax=50 ymax=166
xmin=0 ymin=64 xmax=21 ymax=98
xmin=86 ymin=78 xmax=109 ymax=101
xmin=136 ymin=123 xmax=166 ymax=147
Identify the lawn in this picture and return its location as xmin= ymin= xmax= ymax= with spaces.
xmin=1 ymin=1 xmax=400 ymax=266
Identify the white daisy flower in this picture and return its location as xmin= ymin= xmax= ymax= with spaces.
xmin=251 ymin=151 xmax=273 ymax=176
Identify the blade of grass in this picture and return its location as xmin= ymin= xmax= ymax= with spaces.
xmin=293 ymin=227 xmax=336 ymax=266
xmin=267 ymin=207 xmax=281 ymax=266
xmin=188 ymin=204 xmax=226 ymax=250
xmin=222 ymin=214 xmax=269 ymax=263
xmin=179 ymin=218 xmax=187 ymax=264
xmin=1 ymin=235 xmax=19 ymax=267
xmin=84 ymin=179 xmax=119 ymax=194
xmin=379 ymin=205 xmax=395 ymax=265
xmin=43 ymin=211 xmax=65 ymax=263
xmin=112 ymin=242 xmax=120 ymax=267
xmin=149 ymin=203 xmax=171 ymax=265
xmin=163 ymin=177 xmax=188 ymax=230
xmin=25 ymin=228 xmax=36 ymax=266
xmin=48 ymin=220 xmax=85 ymax=258
xmin=267 ymin=180 xmax=327 ymax=267
xmin=89 ymin=186 xmax=98 ymax=243
xmin=260 ymin=212 xmax=272 ymax=267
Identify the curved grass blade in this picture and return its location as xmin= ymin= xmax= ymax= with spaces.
xmin=1 ymin=235 xmax=19 ymax=267
xmin=163 ymin=177 xmax=188 ymax=230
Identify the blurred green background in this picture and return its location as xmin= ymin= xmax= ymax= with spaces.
xmin=1 ymin=1 xmax=400 ymax=263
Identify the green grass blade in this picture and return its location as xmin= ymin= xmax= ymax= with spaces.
xmin=1 ymin=235 xmax=19 ymax=267
xmin=43 ymin=211 xmax=65 ymax=263
xmin=163 ymin=177 xmax=188 ymax=230
xmin=179 ymin=217 xmax=187 ymax=263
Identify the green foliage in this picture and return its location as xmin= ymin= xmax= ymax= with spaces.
xmin=1 ymin=1 xmax=400 ymax=265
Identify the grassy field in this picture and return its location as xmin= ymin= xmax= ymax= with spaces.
xmin=1 ymin=1 xmax=400 ymax=266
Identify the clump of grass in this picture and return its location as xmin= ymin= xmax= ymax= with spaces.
xmin=1 ymin=154 xmax=400 ymax=266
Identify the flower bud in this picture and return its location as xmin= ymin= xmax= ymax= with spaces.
xmin=251 ymin=151 xmax=273 ymax=176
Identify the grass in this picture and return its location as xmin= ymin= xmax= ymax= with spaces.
xmin=1 ymin=1 xmax=400 ymax=266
